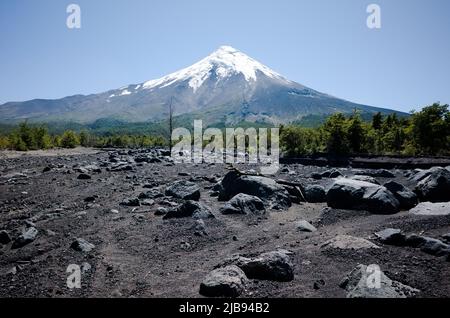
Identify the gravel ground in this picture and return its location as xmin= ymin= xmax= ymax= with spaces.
xmin=0 ymin=148 xmax=449 ymax=298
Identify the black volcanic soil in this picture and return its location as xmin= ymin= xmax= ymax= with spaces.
xmin=0 ymin=148 xmax=449 ymax=298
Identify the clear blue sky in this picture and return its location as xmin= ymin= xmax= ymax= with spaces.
xmin=1 ymin=0 xmax=449 ymax=112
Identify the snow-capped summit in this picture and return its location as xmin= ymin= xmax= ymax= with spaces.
xmin=0 ymin=46 xmax=402 ymax=125
xmin=142 ymin=45 xmax=289 ymax=92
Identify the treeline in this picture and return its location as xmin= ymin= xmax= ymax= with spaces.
xmin=0 ymin=122 xmax=166 ymax=151
xmin=280 ymin=103 xmax=450 ymax=156
xmin=1 ymin=103 xmax=449 ymax=156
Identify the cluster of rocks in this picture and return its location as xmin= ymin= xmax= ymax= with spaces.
xmin=375 ymin=228 xmax=450 ymax=261
xmin=199 ymin=249 xmax=294 ymax=297
xmin=70 ymin=148 xmax=173 ymax=180
xmin=218 ymin=171 xmax=291 ymax=210
xmin=163 ymin=201 xmax=214 ymax=220
xmin=326 ymin=166 xmax=450 ymax=214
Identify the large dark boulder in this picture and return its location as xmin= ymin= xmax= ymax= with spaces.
xmin=304 ymin=185 xmax=326 ymax=203
xmin=217 ymin=249 xmax=294 ymax=282
xmin=220 ymin=193 xmax=266 ymax=215
xmin=384 ymin=181 xmax=418 ymax=210
xmin=413 ymin=167 xmax=450 ymax=202
xmin=326 ymin=178 xmax=400 ymax=214
xmin=165 ymin=180 xmax=201 ymax=201
xmin=219 ymin=171 xmax=291 ymax=210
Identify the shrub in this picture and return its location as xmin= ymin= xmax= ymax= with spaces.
xmin=60 ymin=130 xmax=80 ymax=148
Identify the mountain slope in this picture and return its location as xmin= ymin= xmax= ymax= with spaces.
xmin=0 ymin=46 xmax=404 ymax=125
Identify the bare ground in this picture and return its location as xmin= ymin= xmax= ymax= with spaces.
xmin=0 ymin=149 xmax=449 ymax=298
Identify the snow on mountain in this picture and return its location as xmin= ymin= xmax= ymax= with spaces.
xmin=141 ymin=46 xmax=290 ymax=93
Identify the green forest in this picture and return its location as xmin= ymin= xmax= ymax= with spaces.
xmin=0 ymin=103 xmax=449 ymax=157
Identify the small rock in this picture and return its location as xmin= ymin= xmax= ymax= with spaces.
xmin=77 ymin=173 xmax=92 ymax=180
xmin=321 ymin=235 xmax=379 ymax=250
xmin=133 ymin=214 xmax=145 ymax=222
xmin=71 ymin=238 xmax=95 ymax=253
xmin=180 ymin=241 xmax=191 ymax=250
xmin=138 ymin=189 xmax=164 ymax=199
xmin=120 ymin=197 xmax=140 ymax=207
xmin=0 ymin=230 xmax=12 ymax=244
xmin=321 ymin=169 xmax=343 ymax=178
xmin=295 ymin=220 xmax=317 ymax=232
xmin=313 ymin=279 xmax=325 ymax=290
xmin=199 ymin=265 xmax=248 ymax=297
xmin=141 ymin=199 xmax=155 ymax=206
xmin=81 ymin=262 xmax=92 ymax=273
xmin=154 ymin=207 xmax=168 ymax=216
xmin=84 ymin=196 xmax=97 ymax=203
xmin=220 ymin=193 xmax=266 ymax=215
xmin=442 ymin=234 xmax=450 ymax=244
xmin=165 ymin=180 xmax=200 ymax=201
xmin=43 ymin=166 xmax=52 ymax=173
xmin=374 ymin=228 xmax=406 ymax=246
xmin=163 ymin=201 xmax=214 ymax=220
xmin=11 ymin=227 xmax=38 ymax=249
xmin=194 ymin=219 xmax=208 ymax=236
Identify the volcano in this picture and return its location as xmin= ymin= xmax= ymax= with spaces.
xmin=0 ymin=45 xmax=402 ymax=125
